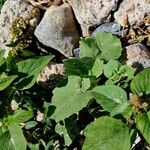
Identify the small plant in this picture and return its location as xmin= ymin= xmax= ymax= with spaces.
xmin=0 ymin=32 xmax=149 ymax=150
xmin=0 ymin=51 xmax=53 ymax=149
xmin=50 ymin=32 xmax=150 ymax=149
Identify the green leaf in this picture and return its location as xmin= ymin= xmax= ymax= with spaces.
xmin=0 ymin=57 xmax=6 ymax=73
xmin=81 ymin=78 xmax=91 ymax=91
xmin=89 ymin=57 xmax=103 ymax=77
xmin=7 ymin=110 xmax=33 ymax=125
xmin=56 ymin=122 xmax=72 ymax=146
xmin=0 ymin=125 xmax=27 ymax=150
xmin=27 ymin=143 xmax=39 ymax=150
xmin=95 ymin=32 xmax=122 ymax=60
xmin=51 ymin=76 xmax=92 ymax=121
xmin=118 ymin=65 xmax=135 ymax=82
xmin=83 ymin=116 xmax=130 ymax=150
xmin=0 ymin=131 xmax=14 ymax=150
xmin=56 ymin=115 xmax=80 ymax=146
xmin=16 ymin=55 xmax=53 ymax=89
xmin=25 ymin=121 xmax=38 ymax=130
xmin=8 ymin=124 xmax=27 ymax=150
xmin=0 ymin=74 xmax=17 ymax=91
xmin=92 ymin=85 xmax=127 ymax=112
xmin=131 ymin=68 xmax=150 ymax=95
xmin=110 ymin=102 xmax=132 ymax=117
xmin=79 ymin=37 xmax=100 ymax=58
xmin=6 ymin=41 xmax=19 ymax=47
xmin=104 ymin=60 xmax=121 ymax=78
xmin=104 ymin=61 xmax=135 ymax=87
xmin=64 ymin=57 xmax=103 ymax=78
xmin=136 ymin=111 xmax=150 ymax=144
xmin=64 ymin=57 xmax=94 ymax=76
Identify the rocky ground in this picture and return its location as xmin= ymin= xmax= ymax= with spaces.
xmin=0 ymin=0 xmax=150 ymax=76
xmin=0 ymin=0 xmax=150 ymax=149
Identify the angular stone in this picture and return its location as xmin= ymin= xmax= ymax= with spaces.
xmin=126 ymin=43 xmax=150 ymax=69
xmin=114 ymin=0 xmax=150 ymax=26
xmin=68 ymin=0 xmax=119 ymax=36
xmin=0 ymin=0 xmax=40 ymax=56
xmin=34 ymin=3 xmax=80 ymax=57
xmin=92 ymin=22 xmax=122 ymax=36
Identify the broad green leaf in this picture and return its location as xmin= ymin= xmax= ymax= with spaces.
xmin=118 ymin=65 xmax=135 ymax=82
xmin=95 ymin=32 xmax=122 ymax=60
xmin=89 ymin=57 xmax=103 ymax=77
xmin=79 ymin=37 xmax=100 ymax=58
xmin=0 ymin=74 xmax=17 ymax=91
xmin=64 ymin=57 xmax=103 ymax=78
xmin=110 ymin=102 xmax=132 ymax=117
xmin=104 ymin=61 xmax=135 ymax=87
xmin=131 ymin=68 xmax=150 ymax=95
xmin=17 ymin=55 xmax=53 ymax=74
xmin=20 ymin=49 xmax=36 ymax=57
xmin=51 ymin=76 xmax=92 ymax=121
xmin=83 ymin=117 xmax=130 ymax=150
xmin=8 ymin=124 xmax=27 ymax=150
xmin=92 ymin=85 xmax=127 ymax=112
xmin=64 ymin=57 xmax=94 ymax=76
xmin=81 ymin=78 xmax=91 ymax=91
xmin=104 ymin=60 xmax=121 ymax=78
xmin=16 ymin=55 xmax=53 ymax=89
xmin=7 ymin=110 xmax=33 ymax=125
xmin=0 ymin=131 xmax=14 ymax=150
xmin=136 ymin=111 xmax=150 ymax=144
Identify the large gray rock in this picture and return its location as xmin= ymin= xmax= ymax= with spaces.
xmin=0 ymin=0 xmax=40 ymax=56
xmin=34 ymin=3 xmax=80 ymax=57
xmin=114 ymin=0 xmax=150 ymax=26
xmin=68 ymin=0 xmax=119 ymax=36
xmin=126 ymin=43 xmax=150 ymax=69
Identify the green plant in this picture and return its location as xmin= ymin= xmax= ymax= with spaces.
xmin=49 ymin=32 xmax=150 ymax=149
xmin=0 ymin=32 xmax=149 ymax=150
xmin=0 ymin=0 xmax=5 ymax=10
xmin=0 ymin=51 xmax=54 ymax=150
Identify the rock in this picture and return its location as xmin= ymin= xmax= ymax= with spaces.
xmin=126 ymin=43 xmax=150 ymax=69
xmin=73 ymin=47 xmax=80 ymax=57
xmin=68 ymin=0 xmax=119 ymax=36
xmin=114 ymin=0 xmax=150 ymax=26
xmin=34 ymin=3 xmax=80 ymax=57
xmin=92 ymin=22 xmax=122 ymax=36
xmin=37 ymin=62 xmax=64 ymax=89
xmin=0 ymin=0 xmax=40 ymax=56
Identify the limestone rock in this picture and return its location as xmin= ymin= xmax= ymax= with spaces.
xmin=0 ymin=0 xmax=40 ymax=56
xmin=126 ymin=43 xmax=150 ymax=69
xmin=68 ymin=0 xmax=119 ymax=36
xmin=114 ymin=0 xmax=150 ymax=26
xmin=34 ymin=3 xmax=80 ymax=57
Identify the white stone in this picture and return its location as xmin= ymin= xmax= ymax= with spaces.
xmin=126 ymin=43 xmax=150 ymax=69
xmin=68 ymin=0 xmax=119 ymax=36
xmin=114 ymin=0 xmax=150 ymax=26
xmin=0 ymin=0 xmax=40 ymax=56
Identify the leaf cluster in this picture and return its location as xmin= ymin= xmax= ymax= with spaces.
xmin=50 ymin=33 xmax=150 ymax=149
